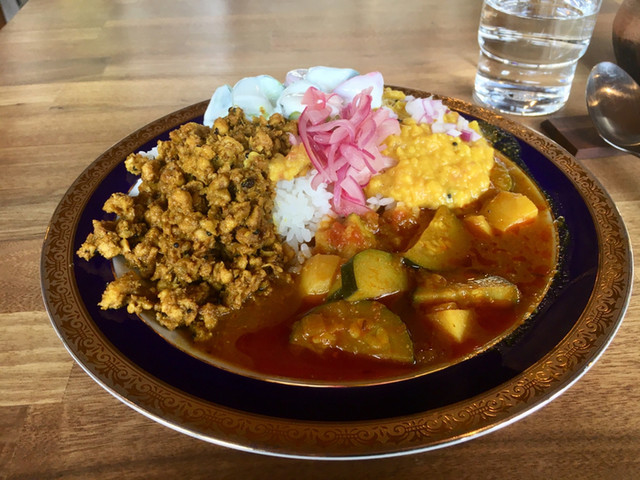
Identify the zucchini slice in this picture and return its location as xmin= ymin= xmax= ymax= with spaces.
xmin=338 ymin=249 xmax=408 ymax=302
xmin=403 ymin=206 xmax=470 ymax=271
xmin=413 ymin=275 xmax=520 ymax=307
xmin=290 ymin=300 xmax=414 ymax=364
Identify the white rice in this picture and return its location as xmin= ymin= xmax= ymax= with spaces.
xmin=139 ymin=146 xmax=158 ymax=159
xmin=273 ymin=170 xmax=334 ymax=263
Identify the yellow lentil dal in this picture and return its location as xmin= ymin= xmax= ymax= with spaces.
xmin=365 ymin=118 xmax=495 ymax=209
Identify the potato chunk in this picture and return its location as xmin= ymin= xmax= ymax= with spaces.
xmin=481 ymin=191 xmax=538 ymax=232
xmin=463 ymin=214 xmax=493 ymax=238
xmin=429 ymin=309 xmax=474 ymax=343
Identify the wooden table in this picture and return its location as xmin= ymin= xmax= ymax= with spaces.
xmin=2 ymin=0 xmax=638 ymax=478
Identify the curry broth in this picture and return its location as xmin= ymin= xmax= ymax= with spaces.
xmin=190 ymin=152 xmax=558 ymax=384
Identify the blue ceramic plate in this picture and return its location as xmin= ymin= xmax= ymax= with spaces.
xmin=41 ymin=90 xmax=632 ymax=459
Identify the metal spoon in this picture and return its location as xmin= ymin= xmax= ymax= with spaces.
xmin=586 ymin=61 xmax=640 ymax=158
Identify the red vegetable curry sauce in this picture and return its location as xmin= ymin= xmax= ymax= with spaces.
xmin=193 ymin=152 xmax=558 ymax=384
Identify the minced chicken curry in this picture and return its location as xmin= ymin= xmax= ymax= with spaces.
xmin=77 ymin=108 xmax=298 ymax=340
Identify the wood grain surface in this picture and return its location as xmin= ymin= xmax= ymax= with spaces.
xmin=1 ymin=0 xmax=639 ymax=478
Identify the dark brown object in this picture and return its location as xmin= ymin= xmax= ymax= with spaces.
xmin=540 ymin=115 xmax=626 ymax=159
xmin=613 ymin=0 xmax=640 ymax=85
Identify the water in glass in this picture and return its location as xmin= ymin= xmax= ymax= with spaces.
xmin=473 ymin=0 xmax=601 ymax=115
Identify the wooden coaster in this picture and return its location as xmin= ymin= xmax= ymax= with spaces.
xmin=540 ymin=115 xmax=625 ymax=159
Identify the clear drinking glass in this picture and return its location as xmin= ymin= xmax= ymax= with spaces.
xmin=472 ymin=0 xmax=603 ymax=116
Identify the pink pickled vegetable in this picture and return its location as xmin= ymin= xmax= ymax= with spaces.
xmin=405 ymin=96 xmax=482 ymax=142
xmin=298 ymin=87 xmax=399 ymax=216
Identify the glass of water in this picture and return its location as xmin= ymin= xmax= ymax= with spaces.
xmin=472 ymin=0 xmax=603 ymax=116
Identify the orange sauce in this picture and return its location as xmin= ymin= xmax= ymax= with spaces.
xmin=193 ymin=154 xmax=558 ymax=384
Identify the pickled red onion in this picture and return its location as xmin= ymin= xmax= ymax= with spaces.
xmin=406 ymin=96 xmax=481 ymax=142
xmin=298 ymin=87 xmax=400 ymax=216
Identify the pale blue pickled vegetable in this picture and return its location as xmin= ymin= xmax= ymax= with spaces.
xmin=276 ymin=80 xmax=318 ymax=119
xmin=231 ymin=75 xmax=284 ymax=119
xmin=203 ymin=84 xmax=232 ymax=127
xmin=304 ymin=66 xmax=359 ymax=92
xmin=203 ymin=67 xmax=385 ymax=125
xmin=333 ymin=72 xmax=384 ymax=108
